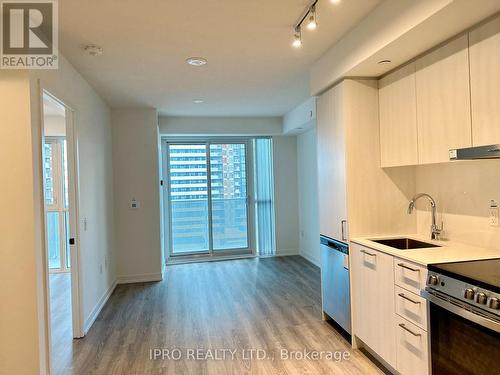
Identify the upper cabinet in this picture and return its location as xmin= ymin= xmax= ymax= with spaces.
xmin=379 ymin=63 xmax=418 ymax=167
xmin=316 ymin=84 xmax=348 ymax=242
xmin=469 ymin=16 xmax=500 ymax=146
xmin=415 ymin=34 xmax=472 ymax=164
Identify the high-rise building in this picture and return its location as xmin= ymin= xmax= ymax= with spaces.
xmin=168 ymin=144 xmax=248 ymax=253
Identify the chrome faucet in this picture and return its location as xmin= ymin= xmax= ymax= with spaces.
xmin=408 ymin=193 xmax=443 ymax=240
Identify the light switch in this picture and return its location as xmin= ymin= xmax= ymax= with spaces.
xmin=130 ymin=197 xmax=140 ymax=210
xmin=489 ymin=200 xmax=499 ymax=227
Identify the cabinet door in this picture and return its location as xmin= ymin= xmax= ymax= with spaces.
xmin=379 ymin=63 xmax=418 ymax=167
xmin=351 ymin=244 xmax=396 ymax=368
xmin=416 ymin=34 xmax=472 ymax=164
xmin=316 ymin=84 xmax=348 ymax=241
xmin=470 ymin=15 xmax=500 ymax=146
xmin=395 ymin=316 xmax=429 ymax=375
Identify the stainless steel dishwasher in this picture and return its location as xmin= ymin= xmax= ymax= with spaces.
xmin=320 ymin=235 xmax=351 ymax=335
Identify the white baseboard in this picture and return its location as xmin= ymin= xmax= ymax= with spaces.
xmin=83 ymin=280 xmax=117 ymax=334
xmin=300 ymin=251 xmax=320 ymax=267
xmin=116 ymin=272 xmax=163 ymax=284
xmin=274 ymin=248 xmax=300 ymax=257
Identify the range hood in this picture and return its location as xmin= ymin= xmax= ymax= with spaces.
xmin=449 ymin=145 xmax=500 ymax=160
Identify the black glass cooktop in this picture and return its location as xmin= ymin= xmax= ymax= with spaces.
xmin=428 ymin=258 xmax=500 ymax=294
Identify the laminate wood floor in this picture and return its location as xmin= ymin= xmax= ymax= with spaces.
xmin=50 ymin=272 xmax=74 ymax=375
xmin=54 ymin=256 xmax=383 ymax=375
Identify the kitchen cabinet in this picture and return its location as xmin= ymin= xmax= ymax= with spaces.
xmin=395 ymin=285 xmax=428 ymax=330
xmin=351 ymin=241 xmax=431 ymax=374
xmin=317 ymin=84 xmax=348 ymax=241
xmin=469 ymin=15 xmax=500 ymax=146
xmin=351 ymin=243 xmax=396 ymax=368
xmin=379 ymin=63 xmax=418 ymax=167
xmin=395 ymin=315 xmax=429 ymax=375
xmin=394 ymin=258 xmax=427 ymax=295
xmin=415 ymin=34 xmax=472 ymax=164
xmin=317 ymin=79 xmax=411 ymax=242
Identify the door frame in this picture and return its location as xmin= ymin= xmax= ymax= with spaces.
xmin=40 ymin=89 xmax=84 ymax=342
xmin=162 ymin=137 xmax=256 ymax=262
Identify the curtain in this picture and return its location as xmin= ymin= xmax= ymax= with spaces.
xmin=254 ymin=138 xmax=276 ymax=256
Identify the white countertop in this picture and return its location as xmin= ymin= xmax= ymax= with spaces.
xmin=351 ymin=234 xmax=500 ymax=266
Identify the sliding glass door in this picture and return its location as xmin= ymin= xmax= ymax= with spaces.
xmin=165 ymin=140 xmax=253 ymax=258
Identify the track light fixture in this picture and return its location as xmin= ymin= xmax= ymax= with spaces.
xmin=292 ymin=27 xmax=302 ymax=48
xmin=306 ymin=6 xmax=318 ymax=30
xmin=292 ymin=0 xmax=342 ymax=48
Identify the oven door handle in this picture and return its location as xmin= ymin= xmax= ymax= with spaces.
xmin=421 ymin=290 xmax=500 ymax=333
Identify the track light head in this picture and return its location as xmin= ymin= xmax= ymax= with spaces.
xmin=292 ymin=28 xmax=302 ymax=48
xmin=306 ymin=6 xmax=317 ymax=30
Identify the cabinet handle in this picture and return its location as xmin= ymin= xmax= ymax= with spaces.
xmin=341 ymin=220 xmax=347 ymax=241
xmin=398 ymin=293 xmax=420 ymax=305
xmin=398 ymin=323 xmax=421 ymax=337
xmin=360 ymin=249 xmax=376 ymax=257
xmin=397 ymin=263 xmax=419 ymax=272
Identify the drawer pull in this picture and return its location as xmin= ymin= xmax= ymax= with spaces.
xmin=398 ymin=293 xmax=421 ymax=305
xmin=397 ymin=263 xmax=419 ymax=272
xmin=360 ymin=249 xmax=376 ymax=257
xmin=399 ymin=323 xmax=421 ymax=337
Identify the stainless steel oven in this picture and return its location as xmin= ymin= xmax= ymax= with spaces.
xmin=422 ymin=259 xmax=500 ymax=375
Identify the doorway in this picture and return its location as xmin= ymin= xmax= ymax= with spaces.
xmin=41 ymin=91 xmax=82 ymax=373
xmin=163 ymin=139 xmax=255 ymax=260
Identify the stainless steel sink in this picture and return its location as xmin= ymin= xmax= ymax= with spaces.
xmin=371 ymin=238 xmax=441 ymax=250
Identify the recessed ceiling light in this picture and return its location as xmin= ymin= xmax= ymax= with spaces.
xmin=84 ymin=44 xmax=103 ymax=56
xmin=186 ymin=57 xmax=208 ymax=66
xmin=330 ymin=0 xmax=341 ymax=4
xmin=378 ymin=59 xmax=392 ymax=65
xmin=193 ymin=99 xmax=204 ymax=104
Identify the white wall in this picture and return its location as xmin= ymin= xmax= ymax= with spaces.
xmin=159 ymin=116 xmax=282 ymax=135
xmin=415 ymin=160 xmax=500 ymax=250
xmin=297 ymin=129 xmax=320 ymax=266
xmin=112 ymin=109 xmax=163 ymax=283
xmin=273 ymin=136 xmax=300 ymax=256
xmin=0 ymin=70 xmax=48 ymax=375
xmin=33 ymin=55 xmax=116 ymax=333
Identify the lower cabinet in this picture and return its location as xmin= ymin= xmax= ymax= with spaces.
xmin=351 ymin=244 xmax=397 ymax=368
xmin=395 ymin=315 xmax=429 ymax=375
xmin=351 ymin=242 xmax=430 ymax=374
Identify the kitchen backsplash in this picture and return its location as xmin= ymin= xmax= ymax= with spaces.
xmin=415 ymin=160 xmax=500 ymax=251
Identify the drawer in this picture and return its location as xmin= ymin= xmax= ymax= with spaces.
xmin=395 ymin=285 xmax=428 ymax=330
xmin=395 ymin=316 xmax=429 ymax=375
xmin=394 ymin=258 xmax=426 ymax=295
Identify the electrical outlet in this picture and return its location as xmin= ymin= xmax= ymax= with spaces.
xmin=489 ymin=200 xmax=499 ymax=227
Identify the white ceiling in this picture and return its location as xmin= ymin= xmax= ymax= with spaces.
xmin=58 ymin=0 xmax=381 ymax=117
